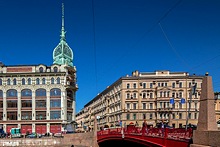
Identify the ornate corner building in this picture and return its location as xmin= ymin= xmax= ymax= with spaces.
xmin=0 ymin=3 xmax=78 ymax=134
xmin=76 ymin=70 xmax=204 ymax=131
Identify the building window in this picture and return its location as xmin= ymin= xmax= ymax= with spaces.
xmin=0 ymin=79 xmax=2 ymax=85
xmin=143 ymin=83 xmax=146 ymax=88
xmin=36 ymin=100 xmax=46 ymax=108
xmin=39 ymin=67 xmax=44 ymax=73
xmin=149 ymin=103 xmax=153 ymax=109
xmin=35 ymin=78 xmax=39 ymax=85
xmin=7 ymin=79 xmax=10 ymax=85
xmin=172 ymin=82 xmax=175 ymax=88
xmin=21 ymin=112 xmax=32 ymax=120
xmin=21 ymin=89 xmax=32 ymax=97
xmin=195 ymin=113 xmax=197 ymax=119
xmin=51 ymin=78 xmax=54 ymax=84
xmin=133 ymin=93 xmax=137 ymax=98
xmin=172 ymin=92 xmax=175 ymax=98
xmin=143 ymin=114 xmax=146 ymax=119
xmin=22 ymin=100 xmax=32 ymax=107
xmin=28 ymin=78 xmax=31 ymax=85
xmin=165 ymin=83 xmax=167 ymax=87
xmin=36 ymin=111 xmax=46 ymax=120
xmin=133 ymin=103 xmax=137 ymax=110
xmin=160 ymin=91 xmax=162 ymax=97
xmin=127 ymin=83 xmax=130 ymax=89
xmin=126 ymin=103 xmax=130 ymax=110
xmin=50 ymin=88 xmax=61 ymax=97
xmin=57 ymin=77 xmax=60 ymax=84
xmin=13 ymin=78 xmax=16 ymax=85
xmin=150 ymin=83 xmax=153 ymax=88
xmin=50 ymin=111 xmax=61 ymax=120
xmin=150 ymin=93 xmax=153 ymax=98
xmin=143 ymin=103 xmax=146 ymax=109
xmin=22 ymin=78 xmax=25 ymax=85
xmin=143 ymin=93 xmax=146 ymax=98
xmin=42 ymin=78 xmax=46 ymax=84
xmin=179 ymin=92 xmax=182 ymax=98
xmin=133 ymin=113 xmax=136 ymax=120
xmin=126 ymin=114 xmax=130 ymax=120
xmin=189 ymin=113 xmax=191 ymax=119
xmin=54 ymin=67 xmax=58 ymax=73
xmin=35 ymin=89 xmax=46 ymax=97
xmin=150 ymin=113 xmax=153 ymax=119
xmin=0 ymin=90 xmax=2 ymax=98
xmin=126 ymin=93 xmax=130 ymax=99
xmin=158 ymin=83 xmax=160 ymax=87
xmin=167 ymin=91 xmax=170 ymax=97
xmin=67 ymin=112 xmax=72 ymax=120
xmin=189 ymin=82 xmax=191 ymax=88
xmin=179 ymin=113 xmax=182 ymax=119
xmin=50 ymin=99 xmax=61 ymax=107
xmin=7 ymin=112 xmax=17 ymax=120
xmin=179 ymin=82 xmax=182 ymax=88
xmin=133 ymin=83 xmax=136 ymax=89
xmin=6 ymin=89 xmax=17 ymax=97
xmin=7 ymin=100 xmax=17 ymax=108
xmin=172 ymin=113 xmax=175 ymax=119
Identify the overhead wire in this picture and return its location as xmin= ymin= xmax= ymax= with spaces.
xmin=100 ymin=0 xmax=183 ymax=72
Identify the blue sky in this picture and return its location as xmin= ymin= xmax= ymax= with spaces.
xmin=0 ymin=0 xmax=220 ymax=112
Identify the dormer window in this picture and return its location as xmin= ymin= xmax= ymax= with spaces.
xmin=39 ymin=67 xmax=43 ymax=73
xmin=54 ymin=67 xmax=58 ymax=73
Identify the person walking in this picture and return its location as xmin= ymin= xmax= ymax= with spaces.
xmin=142 ymin=119 xmax=148 ymax=134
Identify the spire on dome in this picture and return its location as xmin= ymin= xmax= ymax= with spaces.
xmin=60 ymin=3 xmax=66 ymax=41
xmin=53 ymin=3 xmax=74 ymax=67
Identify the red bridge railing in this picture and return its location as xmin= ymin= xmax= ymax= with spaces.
xmin=97 ymin=126 xmax=193 ymax=147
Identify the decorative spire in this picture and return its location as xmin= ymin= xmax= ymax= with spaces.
xmin=60 ymin=3 xmax=66 ymax=41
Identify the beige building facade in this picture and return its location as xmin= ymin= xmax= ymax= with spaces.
xmin=76 ymin=70 xmax=204 ymax=131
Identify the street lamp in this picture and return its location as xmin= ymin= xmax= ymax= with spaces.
xmin=170 ymin=97 xmax=186 ymax=128
xmin=185 ymin=82 xmax=197 ymax=130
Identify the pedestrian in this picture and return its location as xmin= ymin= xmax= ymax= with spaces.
xmin=142 ymin=119 xmax=148 ymax=134
xmin=135 ymin=121 xmax=139 ymax=127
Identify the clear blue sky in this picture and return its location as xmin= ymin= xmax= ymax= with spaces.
xmin=0 ymin=0 xmax=220 ymax=112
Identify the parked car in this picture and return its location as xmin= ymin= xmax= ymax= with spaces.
xmin=54 ymin=133 xmax=63 ymax=138
xmin=183 ymin=124 xmax=197 ymax=130
xmin=26 ymin=133 xmax=37 ymax=138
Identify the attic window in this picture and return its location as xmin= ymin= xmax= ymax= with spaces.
xmin=54 ymin=67 xmax=58 ymax=73
xmin=39 ymin=67 xmax=43 ymax=73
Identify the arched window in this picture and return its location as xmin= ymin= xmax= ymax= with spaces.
xmin=0 ymin=79 xmax=2 ymax=85
xmin=39 ymin=67 xmax=44 ymax=73
xmin=54 ymin=67 xmax=58 ymax=73
xmin=51 ymin=78 xmax=54 ymax=84
xmin=7 ymin=79 xmax=10 ymax=85
xmin=13 ymin=78 xmax=16 ymax=85
xmin=36 ymin=78 xmax=40 ymax=85
xmin=50 ymin=88 xmax=61 ymax=96
xmin=36 ymin=89 xmax=46 ymax=97
xmin=42 ymin=78 xmax=46 ymax=85
xmin=28 ymin=78 xmax=31 ymax=85
xmin=57 ymin=77 xmax=60 ymax=84
xmin=22 ymin=78 xmax=25 ymax=85
xmin=7 ymin=89 xmax=17 ymax=97
xmin=0 ymin=90 xmax=3 ymax=98
xmin=21 ymin=89 xmax=32 ymax=97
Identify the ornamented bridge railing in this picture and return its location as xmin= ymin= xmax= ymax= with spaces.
xmin=97 ymin=126 xmax=193 ymax=147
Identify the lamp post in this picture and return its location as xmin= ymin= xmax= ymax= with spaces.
xmin=170 ymin=97 xmax=185 ymax=128
xmin=185 ymin=82 xmax=197 ymax=130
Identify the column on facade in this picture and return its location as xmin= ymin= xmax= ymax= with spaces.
xmin=17 ymin=90 xmax=21 ymax=121
xmin=72 ymin=91 xmax=76 ymax=121
xmin=3 ymin=91 xmax=6 ymax=121
xmin=32 ymin=90 xmax=36 ymax=121
xmin=61 ymin=90 xmax=67 ymax=121
xmin=46 ymin=90 xmax=50 ymax=120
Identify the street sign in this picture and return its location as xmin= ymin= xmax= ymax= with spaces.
xmin=170 ymin=98 xmax=174 ymax=104
xmin=180 ymin=98 xmax=185 ymax=104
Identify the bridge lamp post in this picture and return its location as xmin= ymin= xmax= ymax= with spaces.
xmin=170 ymin=97 xmax=185 ymax=128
